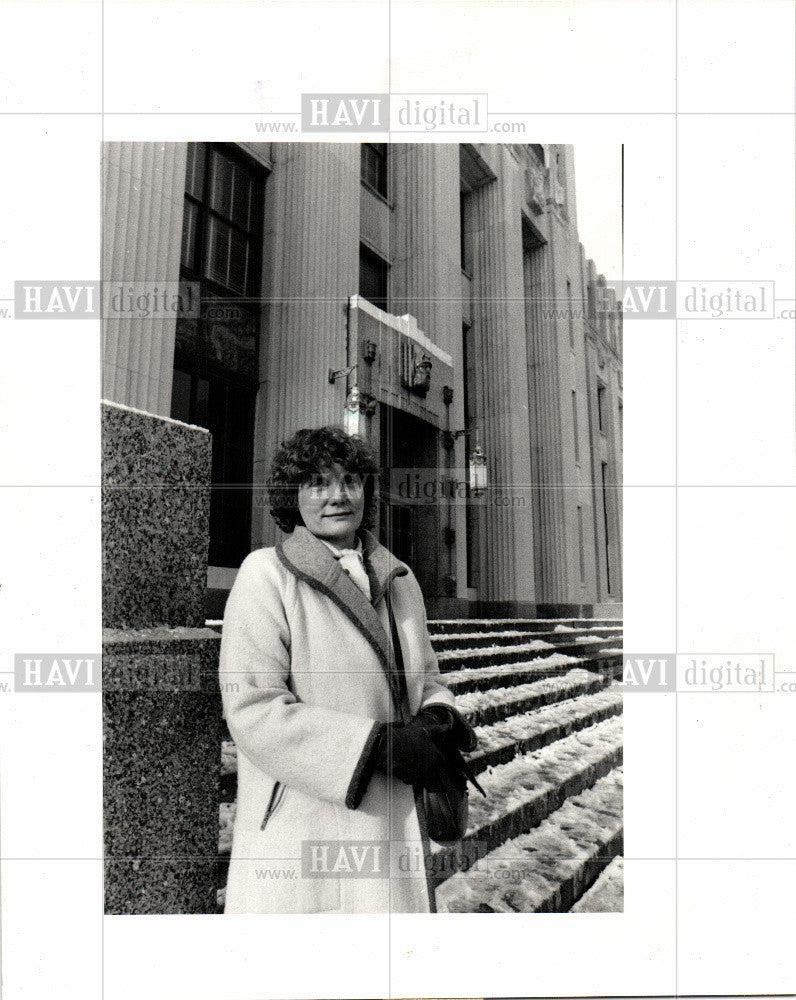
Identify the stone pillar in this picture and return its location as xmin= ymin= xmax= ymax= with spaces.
xmin=524 ymin=222 xmax=570 ymax=604
xmin=389 ymin=144 xmax=462 ymax=358
xmin=102 ymin=143 xmax=187 ymax=416
xmin=102 ymin=401 xmax=222 ymax=914
xmin=389 ymin=144 xmax=464 ymax=601
xmin=468 ymin=148 xmax=535 ymax=605
xmin=252 ymin=143 xmax=360 ymax=548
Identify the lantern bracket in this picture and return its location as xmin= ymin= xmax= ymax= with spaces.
xmin=329 ymin=363 xmax=358 ymax=384
xmin=442 ymin=427 xmax=478 ymax=451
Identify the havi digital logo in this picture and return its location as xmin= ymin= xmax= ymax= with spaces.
xmin=302 ymin=94 xmax=388 ymax=132
xmin=15 ymin=653 xmax=100 ymax=692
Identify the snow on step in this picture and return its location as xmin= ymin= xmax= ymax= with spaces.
xmin=436 ymin=768 xmax=623 ymax=913
xmin=570 ymin=856 xmax=624 ymax=912
xmin=427 ymin=618 xmax=623 ymax=636
xmin=453 ymin=666 xmax=612 ymax=724
xmin=464 ymin=715 xmax=622 ymax=832
xmin=444 ymin=652 xmax=594 ymax=692
xmin=437 ymin=638 xmax=554 ymax=662
xmin=429 ymin=618 xmax=620 ymax=625
xmin=433 ymin=628 xmax=530 ymax=642
xmin=469 ymin=685 xmax=623 ymax=770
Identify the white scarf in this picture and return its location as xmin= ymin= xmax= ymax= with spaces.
xmin=319 ymin=536 xmax=372 ymax=600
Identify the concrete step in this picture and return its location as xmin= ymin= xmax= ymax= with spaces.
xmin=431 ymin=715 xmax=623 ymax=881
xmin=428 ymin=618 xmax=623 ymax=636
xmin=454 ymin=666 xmax=615 ymax=728
xmin=436 ymin=767 xmax=623 ymax=912
xmin=445 ymin=651 xmax=623 ymax=696
xmin=432 ymin=626 xmax=623 ymax=652
xmin=437 ymin=638 xmax=622 ymax=673
xmin=467 ymin=683 xmax=623 ymax=774
xmin=570 ymin=856 xmax=624 ymax=912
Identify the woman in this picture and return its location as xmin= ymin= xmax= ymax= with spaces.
xmin=219 ymin=425 xmax=476 ymax=913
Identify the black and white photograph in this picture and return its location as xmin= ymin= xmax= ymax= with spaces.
xmin=100 ymin=140 xmax=623 ymax=916
xmin=2 ymin=2 xmax=795 ymax=998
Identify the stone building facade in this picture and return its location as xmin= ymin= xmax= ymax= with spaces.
xmin=102 ymin=141 xmax=622 ymax=618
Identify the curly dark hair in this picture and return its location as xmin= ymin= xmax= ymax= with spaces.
xmin=267 ymin=426 xmax=380 ymax=534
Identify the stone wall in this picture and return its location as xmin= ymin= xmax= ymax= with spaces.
xmin=102 ymin=400 xmax=222 ymax=914
xmin=101 ymin=400 xmax=210 ymax=628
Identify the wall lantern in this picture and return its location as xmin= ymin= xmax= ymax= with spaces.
xmin=469 ymin=445 xmax=488 ymax=495
xmin=343 ymin=384 xmax=364 ymax=437
xmin=441 ymin=428 xmax=488 ymax=495
xmin=330 ymin=364 xmax=377 ymax=437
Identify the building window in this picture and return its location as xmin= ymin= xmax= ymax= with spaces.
xmin=587 ymin=283 xmax=596 ymax=325
xmin=572 ymin=390 xmax=580 ymax=464
xmin=361 ymin=143 xmax=388 ymax=198
xmin=173 ymin=142 xmax=266 ymax=569
xmin=597 ymin=382 xmax=607 ymax=433
xmin=567 ymin=279 xmax=574 ymax=349
xmin=577 ymin=505 xmax=586 ymax=584
xmin=359 ymin=244 xmax=389 ymax=312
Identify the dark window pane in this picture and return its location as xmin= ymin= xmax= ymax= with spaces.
xmin=597 ymin=384 xmax=606 ymax=432
xmin=205 ymin=217 xmax=249 ymax=294
xmin=185 ymin=143 xmax=205 ymax=199
xmin=361 ymin=143 xmax=387 ymax=196
xmin=181 ymin=199 xmax=198 ymax=272
xmin=210 ymin=150 xmax=253 ymax=229
xmin=232 ymin=169 xmax=252 ymax=230
xmin=359 ymin=244 xmax=388 ymax=312
xmin=209 ymin=150 xmax=235 ymax=220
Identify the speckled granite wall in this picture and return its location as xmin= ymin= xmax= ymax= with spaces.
xmin=103 ymin=628 xmax=222 ymax=914
xmin=102 ymin=401 xmax=211 ymax=628
xmin=102 ymin=402 xmax=222 ymax=914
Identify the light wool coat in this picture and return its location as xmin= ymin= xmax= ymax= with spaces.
xmin=219 ymin=525 xmax=456 ymax=914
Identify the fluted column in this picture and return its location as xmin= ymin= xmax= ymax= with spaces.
xmin=389 ymin=144 xmax=462 ymax=358
xmin=253 ymin=143 xmax=360 ymax=548
xmin=469 ymin=148 xmax=535 ymax=604
xmin=524 ymin=225 xmax=569 ymax=604
xmin=102 ymin=142 xmax=187 ymax=415
xmin=389 ymin=144 xmax=463 ymax=596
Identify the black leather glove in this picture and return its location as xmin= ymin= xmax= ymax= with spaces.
xmin=415 ymin=703 xmax=478 ymax=753
xmin=371 ymin=718 xmax=449 ymax=792
xmin=414 ymin=704 xmax=486 ymax=797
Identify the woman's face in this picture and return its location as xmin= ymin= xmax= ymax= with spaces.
xmin=297 ymin=462 xmax=365 ymax=548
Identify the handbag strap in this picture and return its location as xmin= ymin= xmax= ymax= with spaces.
xmin=384 ymin=588 xmax=411 ymax=725
xmin=384 ymin=585 xmax=440 ymax=913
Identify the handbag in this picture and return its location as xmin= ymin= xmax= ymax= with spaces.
xmin=385 ymin=590 xmax=484 ymax=846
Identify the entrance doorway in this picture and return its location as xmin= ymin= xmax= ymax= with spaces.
xmin=378 ymin=405 xmax=440 ymax=599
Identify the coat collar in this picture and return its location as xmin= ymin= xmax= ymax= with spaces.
xmin=275 ymin=525 xmax=410 ymax=710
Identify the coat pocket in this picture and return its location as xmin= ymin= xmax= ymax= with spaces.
xmin=260 ymin=780 xmax=287 ymax=830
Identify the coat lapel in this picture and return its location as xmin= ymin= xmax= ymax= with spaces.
xmin=275 ymin=525 xmax=409 ymax=710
